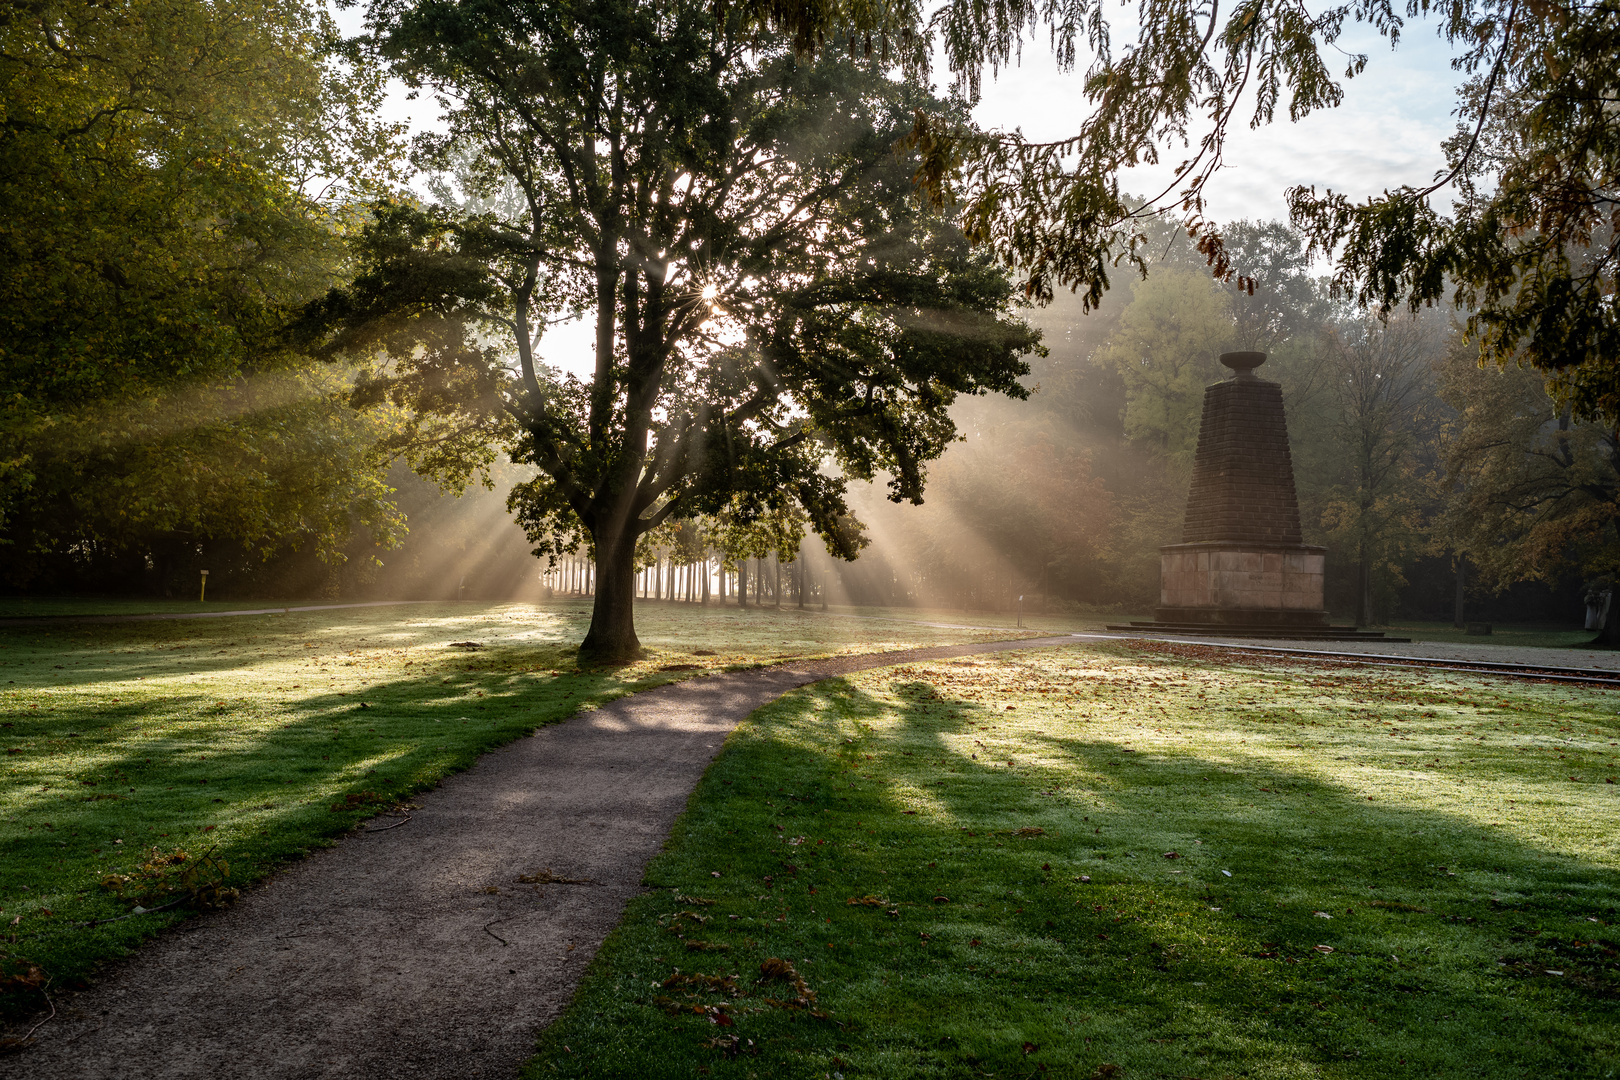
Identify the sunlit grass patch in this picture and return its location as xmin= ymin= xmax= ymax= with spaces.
xmin=0 ymin=600 xmax=1011 ymax=1018
xmin=532 ymin=643 xmax=1620 ymax=1079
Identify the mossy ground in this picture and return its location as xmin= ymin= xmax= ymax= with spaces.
xmin=531 ymin=640 xmax=1620 ymax=1079
xmin=0 ymin=599 xmax=1012 ymax=1016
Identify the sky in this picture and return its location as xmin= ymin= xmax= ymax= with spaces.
xmin=335 ymin=8 xmax=1469 ymax=380
xmin=968 ymin=24 xmax=1466 ymax=227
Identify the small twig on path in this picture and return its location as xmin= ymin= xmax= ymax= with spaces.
xmin=73 ymin=844 xmax=233 ymax=928
xmin=483 ymin=919 xmax=510 ymax=945
xmin=72 ymin=894 xmax=191 ymax=929
xmin=363 ymin=814 xmax=412 ymax=833
xmin=517 ymin=868 xmax=595 ymax=885
xmin=0 ymin=990 xmax=55 ymax=1051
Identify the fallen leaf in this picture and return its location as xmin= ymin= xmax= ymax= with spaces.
xmin=1314 ymin=945 xmax=1334 ymax=954
xmin=759 ymin=957 xmax=797 ymax=981
xmin=1163 ymin=851 xmax=1181 ymax=859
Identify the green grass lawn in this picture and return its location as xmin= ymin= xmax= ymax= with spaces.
xmin=796 ymin=604 xmax=1607 ymax=652
xmin=1385 ymin=621 xmax=1602 ymax=652
xmin=0 ymin=600 xmax=1020 ymax=1016
xmin=0 ymin=596 xmax=341 ymax=618
xmin=532 ymin=639 xmax=1620 ymax=1079
xmin=815 ymin=604 xmax=1141 ymax=636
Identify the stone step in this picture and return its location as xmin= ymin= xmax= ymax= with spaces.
xmin=1104 ymin=622 xmax=1410 ymax=643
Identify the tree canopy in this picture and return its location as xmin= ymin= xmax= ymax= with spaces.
xmin=756 ymin=0 xmax=1618 ymax=424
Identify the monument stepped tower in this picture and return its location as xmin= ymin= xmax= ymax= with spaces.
xmin=1109 ymin=351 xmax=1402 ymax=641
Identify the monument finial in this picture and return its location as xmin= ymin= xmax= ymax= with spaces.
xmin=1220 ymin=351 xmax=1266 ymax=378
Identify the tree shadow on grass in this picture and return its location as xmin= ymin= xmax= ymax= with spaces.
xmin=536 ymin=672 xmax=1620 ymax=1080
xmin=0 ymin=611 xmax=595 ymax=690
xmin=0 ymin=642 xmax=669 ymax=1023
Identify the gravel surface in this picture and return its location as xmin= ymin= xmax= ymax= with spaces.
xmin=4 ymin=636 xmax=1075 ymax=1080
xmin=1073 ymin=631 xmax=1620 ymax=671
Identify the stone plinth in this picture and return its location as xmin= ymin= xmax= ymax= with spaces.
xmin=1156 ymin=351 xmax=1327 ymax=627
xmin=1156 ymin=542 xmax=1326 ymax=625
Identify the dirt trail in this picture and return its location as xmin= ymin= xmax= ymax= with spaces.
xmin=5 ymin=636 xmax=1076 ymax=1080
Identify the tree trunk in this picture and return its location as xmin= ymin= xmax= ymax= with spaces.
xmin=774 ymin=556 xmax=782 ymax=608
xmin=737 ymin=561 xmax=748 ymax=607
xmin=1356 ymin=547 xmax=1373 ymax=626
xmin=580 ymin=529 xmax=641 ymax=662
xmin=1453 ymin=558 xmax=1466 ymax=629
xmin=1593 ymin=589 xmax=1617 ymax=647
xmin=702 ymin=559 xmax=711 ymax=604
xmin=797 ymin=558 xmax=805 ymax=609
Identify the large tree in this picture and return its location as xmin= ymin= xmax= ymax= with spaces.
xmin=1438 ymin=340 xmax=1620 ymax=640
xmin=319 ymin=1 xmax=1040 ymax=660
xmin=1316 ymin=312 xmax=1447 ymax=624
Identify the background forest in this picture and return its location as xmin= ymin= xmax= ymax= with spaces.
xmin=828 ymin=219 xmax=1619 ymax=627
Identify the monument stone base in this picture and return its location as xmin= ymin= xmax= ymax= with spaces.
xmin=1154 ymin=541 xmax=1327 ymax=626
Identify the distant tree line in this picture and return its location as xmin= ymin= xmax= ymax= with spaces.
xmin=0 ymin=0 xmax=408 ymax=596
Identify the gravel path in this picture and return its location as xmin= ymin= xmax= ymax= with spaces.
xmin=1072 ymin=630 xmax=1620 ymax=672
xmin=5 ymin=636 xmax=1075 ymax=1080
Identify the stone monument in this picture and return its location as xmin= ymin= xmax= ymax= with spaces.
xmin=1109 ymin=351 xmax=1400 ymax=641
